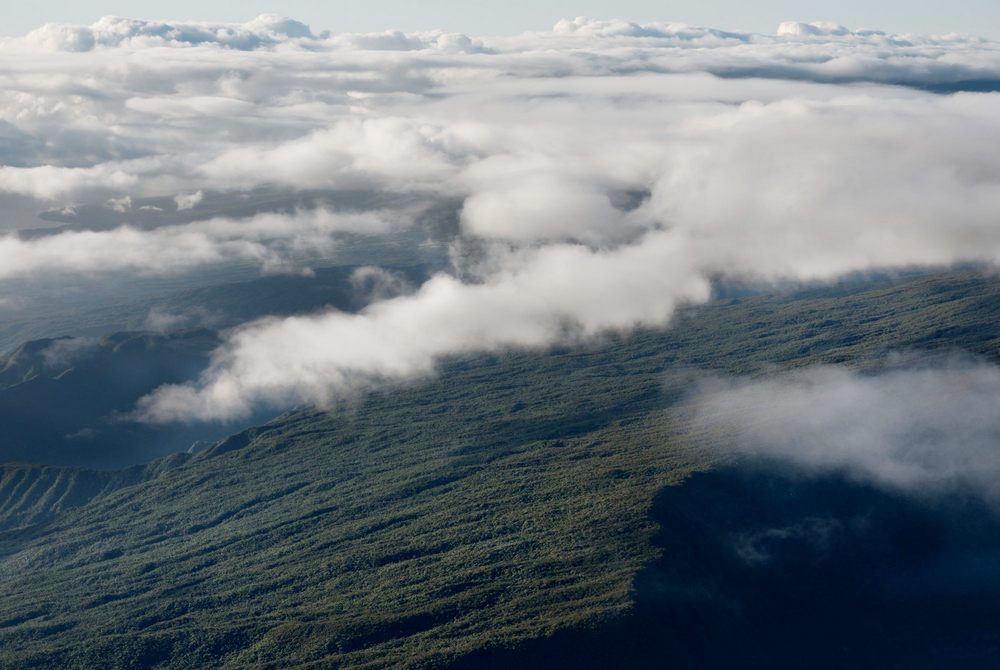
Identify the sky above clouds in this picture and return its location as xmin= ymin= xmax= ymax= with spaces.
xmin=6 ymin=1 xmax=1000 ymax=39
xmin=2 ymin=13 xmax=1000 ymax=431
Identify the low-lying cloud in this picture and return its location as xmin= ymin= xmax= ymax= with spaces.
xmin=693 ymin=360 xmax=1000 ymax=503
xmin=1 ymin=14 xmax=1000 ymax=420
xmin=137 ymin=231 xmax=709 ymax=421
xmin=19 ymin=15 xmax=319 ymax=52
xmin=0 ymin=208 xmax=413 ymax=280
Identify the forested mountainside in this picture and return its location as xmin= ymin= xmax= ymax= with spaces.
xmin=1 ymin=270 xmax=999 ymax=668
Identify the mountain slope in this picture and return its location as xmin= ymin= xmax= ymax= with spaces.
xmin=0 ymin=264 xmax=433 ymax=469
xmin=1 ymin=270 xmax=999 ymax=668
xmin=454 ymin=466 xmax=1000 ymax=669
xmin=0 ymin=330 xmax=221 ymax=468
xmin=0 ymin=455 xmax=191 ymax=533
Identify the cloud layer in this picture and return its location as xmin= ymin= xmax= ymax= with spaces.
xmin=693 ymin=360 xmax=1000 ymax=503
xmin=0 ymin=208 xmax=412 ymax=280
xmin=20 ymin=15 xmax=318 ymax=52
xmin=2 ymin=15 xmax=1000 ymax=419
xmin=138 ymin=232 xmax=710 ymax=421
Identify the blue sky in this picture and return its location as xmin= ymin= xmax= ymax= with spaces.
xmin=6 ymin=0 xmax=1000 ymax=39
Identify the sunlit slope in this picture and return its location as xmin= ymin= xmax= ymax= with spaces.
xmin=0 ymin=270 xmax=998 ymax=668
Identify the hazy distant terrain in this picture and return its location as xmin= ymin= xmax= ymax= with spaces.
xmin=0 ymin=190 xmax=450 ymax=354
xmin=0 ymin=264 xmax=433 ymax=468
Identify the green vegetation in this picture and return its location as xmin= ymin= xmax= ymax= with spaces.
xmin=0 ymin=270 xmax=998 ymax=668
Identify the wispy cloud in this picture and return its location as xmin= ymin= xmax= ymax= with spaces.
xmin=693 ymin=359 xmax=1000 ymax=503
xmin=0 ymin=208 xmax=414 ymax=280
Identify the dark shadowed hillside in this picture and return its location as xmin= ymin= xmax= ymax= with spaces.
xmin=0 ymin=264 xmax=434 ymax=469
xmin=455 ymin=466 xmax=1000 ymax=669
xmin=0 ymin=330 xmax=223 ymax=468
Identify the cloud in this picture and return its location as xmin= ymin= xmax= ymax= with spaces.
xmin=199 ymin=118 xmax=473 ymax=193
xmin=329 ymin=30 xmax=488 ymax=54
xmin=12 ymin=14 xmax=492 ymax=55
xmin=348 ymin=266 xmax=416 ymax=302
xmin=640 ymin=94 xmax=1000 ymax=280
xmin=2 ymin=16 xmax=999 ymax=203
xmin=40 ymin=337 xmax=98 ymax=369
xmin=459 ymin=172 xmax=636 ymax=243
xmin=174 ymin=190 xmax=203 ymax=211
xmin=776 ymin=21 xmax=853 ymax=38
xmin=104 ymin=195 xmax=132 ymax=213
xmin=0 ymin=164 xmax=140 ymax=201
xmin=20 ymin=15 xmax=317 ymax=52
xmin=0 ymin=208 xmax=414 ymax=280
xmin=550 ymin=17 xmax=748 ymax=43
xmin=692 ymin=359 xmax=1000 ymax=503
xmin=1 ymin=15 xmax=1000 ymax=420
xmin=136 ymin=231 xmax=710 ymax=421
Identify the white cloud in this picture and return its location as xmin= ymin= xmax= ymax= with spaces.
xmin=0 ymin=208 xmax=413 ymax=280
xmin=0 ymin=164 xmax=140 ymax=201
xmin=1 ymin=15 xmax=998 ymax=203
xmin=459 ymin=172 xmax=634 ymax=243
xmin=143 ymin=306 xmax=215 ymax=332
xmin=776 ymin=21 xmax=853 ymax=38
xmin=550 ymin=16 xmax=748 ymax=43
xmin=0 ymin=15 xmax=999 ymax=420
xmin=693 ymin=360 xmax=1000 ymax=503
xmin=19 ymin=15 xmax=317 ymax=52
xmin=174 ymin=190 xmax=203 ymax=211
xmin=104 ymin=195 xmax=132 ymax=212
xmin=641 ymin=94 xmax=1000 ymax=280
xmin=329 ymin=30 xmax=488 ymax=54
xmin=199 ymin=118 xmax=472 ymax=192
xmin=348 ymin=266 xmax=416 ymax=302
xmin=137 ymin=231 xmax=710 ymax=421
